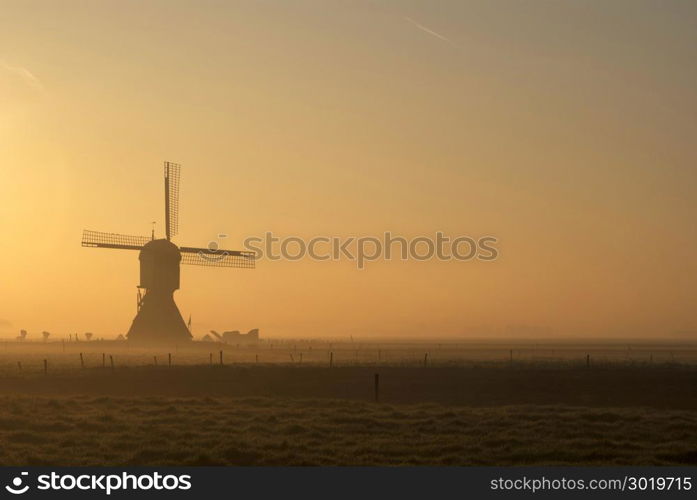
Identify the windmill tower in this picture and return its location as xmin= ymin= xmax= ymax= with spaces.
xmin=81 ymin=162 xmax=255 ymax=344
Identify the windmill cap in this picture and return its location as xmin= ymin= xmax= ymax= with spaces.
xmin=140 ymin=238 xmax=181 ymax=258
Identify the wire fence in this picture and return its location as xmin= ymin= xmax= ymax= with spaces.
xmin=1 ymin=339 xmax=696 ymax=375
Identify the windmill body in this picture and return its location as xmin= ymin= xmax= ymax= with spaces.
xmin=81 ymin=162 xmax=255 ymax=344
xmin=128 ymin=238 xmax=190 ymax=343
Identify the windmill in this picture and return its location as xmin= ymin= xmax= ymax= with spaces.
xmin=81 ymin=161 xmax=255 ymax=344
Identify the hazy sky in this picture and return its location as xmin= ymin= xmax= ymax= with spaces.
xmin=1 ymin=0 xmax=696 ymax=339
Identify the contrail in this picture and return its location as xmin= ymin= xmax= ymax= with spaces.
xmin=0 ymin=60 xmax=44 ymax=92
xmin=404 ymin=16 xmax=449 ymax=43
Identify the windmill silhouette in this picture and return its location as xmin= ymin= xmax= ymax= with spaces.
xmin=81 ymin=162 xmax=255 ymax=343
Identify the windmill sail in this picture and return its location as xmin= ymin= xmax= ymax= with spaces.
xmin=81 ymin=230 xmax=150 ymax=250
xmin=164 ymin=161 xmax=180 ymax=241
xmin=180 ymin=246 xmax=255 ymax=268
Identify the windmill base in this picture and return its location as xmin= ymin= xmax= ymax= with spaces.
xmin=126 ymin=289 xmax=192 ymax=344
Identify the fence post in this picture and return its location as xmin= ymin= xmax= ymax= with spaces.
xmin=329 ymin=351 xmax=333 ymax=368
xmin=153 ymin=355 xmax=158 ymax=366
xmin=168 ymin=353 xmax=172 ymax=368
xmin=110 ymin=355 xmax=114 ymax=371
xmin=17 ymin=361 xmax=22 ymax=371
xmin=102 ymin=353 xmax=106 ymax=368
xmin=424 ymin=353 xmax=428 ymax=367
xmin=80 ymin=353 xmax=84 ymax=369
xmin=43 ymin=359 xmax=48 ymax=375
xmin=586 ymin=354 xmax=590 ymax=368
xmin=374 ymin=373 xmax=379 ymax=402
xmin=209 ymin=353 xmax=213 ymax=365
xmin=219 ymin=350 xmax=223 ymax=366
xmin=255 ymin=354 xmax=259 ymax=363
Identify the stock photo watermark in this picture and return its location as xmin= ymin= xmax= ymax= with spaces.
xmin=200 ymin=232 xmax=498 ymax=269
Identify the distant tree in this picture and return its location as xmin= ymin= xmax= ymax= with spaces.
xmin=17 ymin=329 xmax=27 ymax=341
xmin=116 ymin=334 xmax=125 ymax=341
xmin=84 ymin=332 xmax=93 ymax=341
xmin=42 ymin=331 xmax=50 ymax=342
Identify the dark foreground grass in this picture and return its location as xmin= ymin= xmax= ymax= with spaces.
xmin=0 ymin=396 xmax=696 ymax=466
xmin=1 ymin=366 xmax=695 ymax=465
xmin=2 ymin=365 xmax=697 ymax=409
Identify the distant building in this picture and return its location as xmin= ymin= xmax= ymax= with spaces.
xmin=223 ymin=328 xmax=259 ymax=343
xmin=209 ymin=328 xmax=259 ymax=344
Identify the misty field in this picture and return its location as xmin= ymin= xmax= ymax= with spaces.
xmin=1 ymin=396 xmax=696 ymax=466
xmin=0 ymin=340 xmax=696 ymax=466
xmin=2 ymin=338 xmax=697 ymax=370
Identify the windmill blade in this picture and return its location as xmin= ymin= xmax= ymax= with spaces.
xmin=180 ymin=246 xmax=255 ymax=269
xmin=81 ymin=230 xmax=149 ymax=250
xmin=164 ymin=161 xmax=181 ymax=241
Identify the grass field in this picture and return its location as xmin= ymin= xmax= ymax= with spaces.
xmin=1 ymin=396 xmax=696 ymax=466
xmin=0 ymin=340 xmax=695 ymax=466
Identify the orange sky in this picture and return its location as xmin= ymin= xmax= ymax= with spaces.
xmin=1 ymin=1 xmax=696 ymax=339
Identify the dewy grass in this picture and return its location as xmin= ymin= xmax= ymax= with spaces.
xmin=0 ymin=341 xmax=695 ymax=466
xmin=0 ymin=396 xmax=696 ymax=466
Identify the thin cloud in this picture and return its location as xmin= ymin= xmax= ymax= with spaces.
xmin=404 ymin=16 xmax=450 ymax=44
xmin=0 ymin=60 xmax=44 ymax=92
